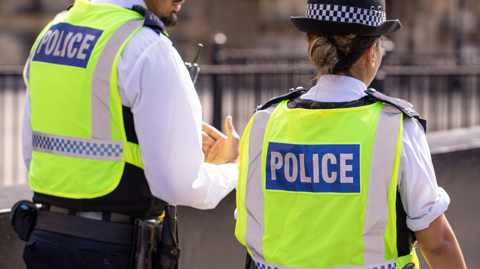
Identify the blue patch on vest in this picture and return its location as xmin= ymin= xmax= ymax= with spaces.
xmin=266 ymin=143 xmax=360 ymax=193
xmin=33 ymin=23 xmax=103 ymax=68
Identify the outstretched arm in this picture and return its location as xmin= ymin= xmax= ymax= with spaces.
xmin=202 ymin=116 xmax=240 ymax=167
xmin=415 ymin=213 xmax=466 ymax=269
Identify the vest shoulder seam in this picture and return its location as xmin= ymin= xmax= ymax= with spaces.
xmin=365 ymin=89 xmax=427 ymax=133
xmin=255 ymin=87 xmax=308 ymax=113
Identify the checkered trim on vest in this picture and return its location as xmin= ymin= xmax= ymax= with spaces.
xmin=306 ymin=4 xmax=387 ymax=27
xmin=369 ymin=263 xmax=397 ymax=269
xmin=253 ymin=259 xmax=396 ymax=269
xmin=33 ymin=131 xmax=123 ymax=161
xmin=254 ymin=261 xmax=279 ymax=269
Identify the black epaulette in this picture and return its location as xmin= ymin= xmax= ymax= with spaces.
xmin=365 ymin=88 xmax=427 ymax=132
xmin=132 ymin=5 xmax=167 ymax=36
xmin=255 ymin=87 xmax=308 ymax=113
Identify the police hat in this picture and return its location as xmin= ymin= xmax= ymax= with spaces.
xmin=290 ymin=0 xmax=401 ymax=36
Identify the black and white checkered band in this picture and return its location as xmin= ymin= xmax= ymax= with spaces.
xmin=306 ymin=4 xmax=387 ymax=27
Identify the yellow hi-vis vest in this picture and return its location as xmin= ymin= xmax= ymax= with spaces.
xmin=26 ymin=0 xmax=146 ymax=199
xmin=235 ymin=99 xmax=419 ymax=269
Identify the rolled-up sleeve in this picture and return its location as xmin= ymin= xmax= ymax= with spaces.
xmin=399 ymin=118 xmax=450 ymax=231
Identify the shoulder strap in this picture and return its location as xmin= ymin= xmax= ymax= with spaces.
xmin=255 ymin=87 xmax=427 ymax=132
xmin=255 ymin=87 xmax=308 ymax=113
xmin=365 ymin=88 xmax=427 ymax=132
xmin=132 ymin=5 xmax=166 ymax=36
xmin=65 ymin=4 xmax=166 ymax=36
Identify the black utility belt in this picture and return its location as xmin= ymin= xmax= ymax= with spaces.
xmin=11 ymin=201 xmax=181 ymax=269
xmin=46 ymin=205 xmax=133 ymax=223
xmin=35 ymin=210 xmax=134 ymax=245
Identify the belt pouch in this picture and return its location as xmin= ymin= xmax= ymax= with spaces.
xmin=10 ymin=200 xmax=38 ymax=241
xmin=156 ymin=205 xmax=180 ymax=269
xmin=130 ymin=218 xmax=163 ymax=269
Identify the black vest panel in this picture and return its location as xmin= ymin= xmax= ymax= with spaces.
xmin=32 ymin=106 xmax=167 ymax=218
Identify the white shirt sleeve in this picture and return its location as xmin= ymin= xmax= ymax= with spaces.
xmin=399 ymin=118 xmax=450 ymax=231
xmin=117 ymin=28 xmax=238 ymax=210
xmin=21 ymin=27 xmax=238 ymax=210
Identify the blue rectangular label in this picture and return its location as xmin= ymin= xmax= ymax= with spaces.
xmin=33 ymin=23 xmax=103 ymax=68
xmin=266 ymin=143 xmax=360 ymax=193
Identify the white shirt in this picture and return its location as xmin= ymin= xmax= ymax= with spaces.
xmin=22 ymin=0 xmax=238 ymax=210
xmin=301 ymin=75 xmax=450 ymax=231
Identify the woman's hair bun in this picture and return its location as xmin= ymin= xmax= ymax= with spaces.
xmin=307 ymin=33 xmax=379 ymax=79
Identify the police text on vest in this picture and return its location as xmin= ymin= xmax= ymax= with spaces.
xmin=33 ymin=23 xmax=103 ymax=68
xmin=266 ymin=143 xmax=360 ymax=193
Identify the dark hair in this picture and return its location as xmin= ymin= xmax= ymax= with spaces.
xmin=307 ymin=33 xmax=380 ymax=80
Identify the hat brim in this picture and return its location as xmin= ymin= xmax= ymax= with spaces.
xmin=290 ymin=17 xmax=402 ymax=36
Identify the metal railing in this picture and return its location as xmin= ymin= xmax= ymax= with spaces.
xmin=381 ymin=65 xmax=480 ymax=131
xmin=0 ymin=67 xmax=28 ymax=188
xmin=198 ymin=63 xmax=480 ymax=133
xmin=2 ymin=62 xmax=480 ymax=187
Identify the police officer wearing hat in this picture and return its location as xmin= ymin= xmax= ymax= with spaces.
xmin=18 ymin=0 xmax=240 ymax=268
xmin=231 ymin=0 xmax=467 ymax=268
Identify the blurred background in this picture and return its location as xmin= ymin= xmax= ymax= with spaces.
xmin=0 ymin=0 xmax=479 ymax=268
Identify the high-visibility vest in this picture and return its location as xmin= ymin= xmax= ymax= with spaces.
xmin=27 ymin=0 xmax=146 ymax=199
xmin=235 ymin=98 xmax=419 ymax=269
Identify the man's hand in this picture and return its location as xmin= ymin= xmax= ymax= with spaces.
xmin=202 ymin=116 xmax=240 ymax=167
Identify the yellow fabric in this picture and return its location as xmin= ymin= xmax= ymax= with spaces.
xmin=397 ymin=246 xmax=420 ymax=268
xmin=28 ymin=0 xmax=143 ymax=198
xmin=125 ymin=142 xmax=144 ymax=169
xmin=236 ymin=100 xmax=417 ymax=268
xmin=235 ymin=116 xmax=254 ymax=248
xmin=263 ymin=101 xmax=380 ymax=267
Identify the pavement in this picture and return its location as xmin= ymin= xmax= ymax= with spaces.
xmin=1 ymin=126 xmax=479 ymax=269
xmin=426 ymin=125 xmax=480 ymax=154
xmin=0 ymin=184 xmax=33 ymax=211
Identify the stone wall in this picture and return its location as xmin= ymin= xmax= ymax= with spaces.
xmin=2 ymin=0 xmax=478 ymax=66
xmin=1 ymin=147 xmax=479 ymax=268
xmin=387 ymin=0 xmax=480 ymax=54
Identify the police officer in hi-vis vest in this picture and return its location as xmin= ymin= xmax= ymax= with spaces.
xmin=229 ymin=0 xmax=467 ymax=268
xmin=15 ymin=0 xmax=241 ymax=268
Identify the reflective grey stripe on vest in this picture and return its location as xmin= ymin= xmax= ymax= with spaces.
xmin=244 ymin=105 xmax=278 ymax=262
xmin=245 ymin=103 xmax=402 ymax=267
xmin=363 ymin=104 xmax=402 ymax=264
xmin=32 ymin=19 xmax=143 ymax=161
xmin=252 ymin=257 xmax=397 ymax=269
xmin=25 ymin=51 xmax=33 ymax=84
xmin=33 ymin=131 xmax=123 ymax=161
xmin=91 ymin=18 xmax=143 ymax=140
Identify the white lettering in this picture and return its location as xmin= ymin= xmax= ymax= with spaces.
xmin=284 ymin=153 xmax=298 ymax=182
xmin=322 ymin=153 xmax=337 ymax=183
xmin=45 ymin=29 xmax=60 ymax=55
xmin=313 ymin=154 xmax=319 ymax=183
xmin=36 ymin=30 xmax=52 ymax=54
xmin=53 ymin=30 xmax=64 ymax=56
xmin=60 ymin=32 xmax=74 ymax=57
xmin=269 ymin=150 xmax=357 ymax=185
xmin=270 ymin=152 xmax=283 ymax=180
xmin=67 ymin=33 xmax=83 ymax=58
xmin=300 ymin=154 xmax=311 ymax=183
xmin=76 ymin=34 xmax=96 ymax=60
xmin=340 ymin=154 xmax=354 ymax=183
